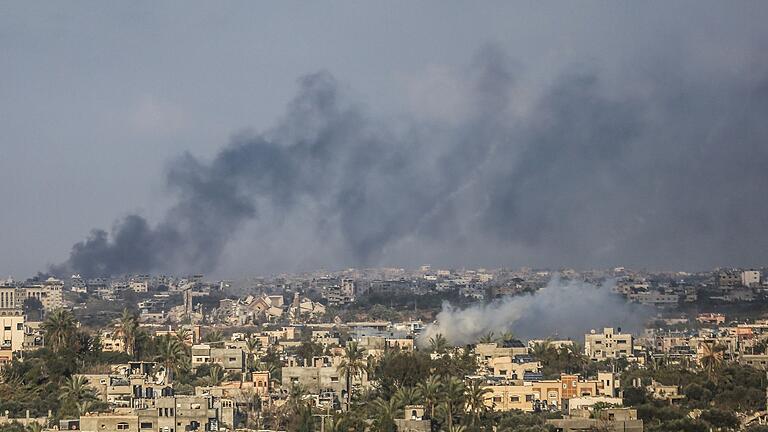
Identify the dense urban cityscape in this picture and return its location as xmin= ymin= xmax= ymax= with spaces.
xmin=4 ymin=2 xmax=768 ymax=431
xmin=1 ymin=266 xmax=768 ymax=431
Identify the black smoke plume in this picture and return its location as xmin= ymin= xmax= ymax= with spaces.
xmin=52 ymin=46 xmax=768 ymax=277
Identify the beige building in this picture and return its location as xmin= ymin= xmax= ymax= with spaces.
xmin=191 ymin=344 xmax=246 ymax=372
xmin=476 ymin=341 xmax=528 ymax=364
xmin=743 ymin=270 xmax=762 ymax=287
xmin=0 ymin=287 xmax=21 ymax=311
xmin=21 ymin=278 xmax=64 ymax=312
xmin=547 ymin=408 xmax=643 ymax=432
xmin=79 ymin=394 xmax=233 ymax=432
xmin=130 ymin=281 xmax=149 ymax=293
xmin=483 ymin=374 xmax=616 ymax=412
xmin=489 ymin=356 xmax=541 ymax=379
xmin=282 ymin=355 xmax=369 ymax=397
xmin=584 ymin=328 xmax=633 ymax=360
xmin=101 ymin=330 xmax=126 ymax=353
xmin=78 ymin=362 xmax=172 ymax=408
xmin=0 ymin=312 xmax=24 ymax=364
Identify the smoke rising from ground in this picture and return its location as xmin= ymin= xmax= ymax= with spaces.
xmin=50 ymin=44 xmax=768 ymax=277
xmin=419 ymin=277 xmax=651 ymax=346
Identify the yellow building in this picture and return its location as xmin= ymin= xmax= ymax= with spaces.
xmin=482 ymin=374 xmax=613 ymax=412
xmin=0 ymin=312 xmax=24 ymax=364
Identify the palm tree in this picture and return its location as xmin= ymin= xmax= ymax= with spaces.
xmin=203 ymin=329 xmax=224 ymax=343
xmin=25 ymin=424 xmax=43 ymax=432
xmin=175 ymin=328 xmax=191 ymax=344
xmin=429 ymin=333 xmax=449 ymax=354
xmin=441 ymin=377 xmax=466 ymax=430
xmin=393 ymin=386 xmax=422 ymax=408
xmin=154 ymin=335 xmax=188 ymax=383
xmin=41 ymin=309 xmax=77 ymax=352
xmin=569 ymin=343 xmax=588 ymax=372
xmin=530 ymin=340 xmax=554 ymax=360
xmin=246 ymin=337 xmax=260 ymax=373
xmin=478 ymin=331 xmax=496 ymax=344
xmin=464 ymin=379 xmax=491 ymax=426
xmin=700 ymin=341 xmax=725 ymax=382
xmin=76 ymin=399 xmax=96 ymax=415
xmin=371 ymin=397 xmax=398 ymax=432
xmin=337 ymin=341 xmax=366 ymax=410
xmin=499 ymin=331 xmax=516 ymax=344
xmin=286 ymin=383 xmax=307 ymax=412
xmin=117 ymin=309 xmax=138 ymax=358
xmin=417 ymin=375 xmax=441 ymax=419
xmin=205 ymin=364 xmax=227 ymax=386
xmin=59 ymin=376 xmax=98 ymax=415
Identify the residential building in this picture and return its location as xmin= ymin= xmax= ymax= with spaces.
xmin=584 ymin=328 xmax=633 ymax=360
xmin=190 ymin=344 xmax=246 ymax=372
xmin=0 ymin=312 xmax=24 ymax=364
xmin=743 ymin=270 xmax=761 ymax=287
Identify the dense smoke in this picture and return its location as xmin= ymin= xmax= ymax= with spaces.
xmin=419 ymin=277 xmax=651 ymax=346
xmin=51 ymin=44 xmax=768 ymax=277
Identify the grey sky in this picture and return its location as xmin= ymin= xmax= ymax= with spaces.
xmin=2 ymin=2 xmax=767 ymax=278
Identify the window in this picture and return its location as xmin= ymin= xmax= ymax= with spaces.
xmin=3 ymin=326 xmax=9 ymax=331
xmin=140 ymin=422 xmax=153 ymax=429
xmin=525 ymin=395 xmax=533 ymax=402
xmin=117 ymin=423 xmax=130 ymax=430
xmin=510 ymin=396 xmax=520 ymax=402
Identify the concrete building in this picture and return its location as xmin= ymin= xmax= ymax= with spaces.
xmin=743 ymin=270 xmax=762 ymax=287
xmin=476 ymin=341 xmax=528 ymax=364
xmin=0 ymin=286 xmax=21 ymax=311
xmin=130 ymin=281 xmax=149 ymax=293
xmin=79 ymin=394 xmax=233 ymax=432
xmin=547 ymin=408 xmax=643 ymax=432
xmin=78 ymin=361 xmax=172 ymax=408
xmin=21 ymin=278 xmax=64 ymax=312
xmin=0 ymin=311 xmax=24 ymax=364
xmin=394 ymin=405 xmax=431 ymax=432
xmin=584 ymin=328 xmax=633 ymax=360
xmin=482 ymin=374 xmax=617 ymax=412
xmin=190 ymin=344 xmax=246 ymax=372
xmin=718 ymin=271 xmax=742 ymax=288
xmin=281 ymin=356 xmax=369 ymax=398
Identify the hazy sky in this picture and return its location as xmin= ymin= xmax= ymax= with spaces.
xmin=2 ymin=2 xmax=768 ymax=278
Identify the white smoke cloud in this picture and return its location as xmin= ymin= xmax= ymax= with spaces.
xmin=419 ymin=276 xmax=651 ymax=346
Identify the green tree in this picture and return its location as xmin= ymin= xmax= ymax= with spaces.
xmin=429 ymin=333 xmax=449 ymax=354
xmin=394 ymin=386 xmax=422 ymax=408
xmin=203 ymin=329 xmax=224 ymax=343
xmin=117 ymin=309 xmax=138 ymax=358
xmin=337 ymin=341 xmax=366 ymax=410
xmin=700 ymin=341 xmax=725 ymax=382
xmin=41 ymin=309 xmax=77 ymax=353
xmin=154 ymin=335 xmax=188 ymax=383
xmin=370 ymin=397 xmax=398 ymax=432
xmin=59 ymin=376 xmax=98 ymax=416
xmin=417 ymin=375 xmax=442 ymax=419
xmin=465 ymin=379 xmax=491 ymax=426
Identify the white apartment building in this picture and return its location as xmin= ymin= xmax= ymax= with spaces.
xmin=742 ymin=270 xmax=761 ymax=287
xmin=584 ymin=328 xmax=633 ymax=360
